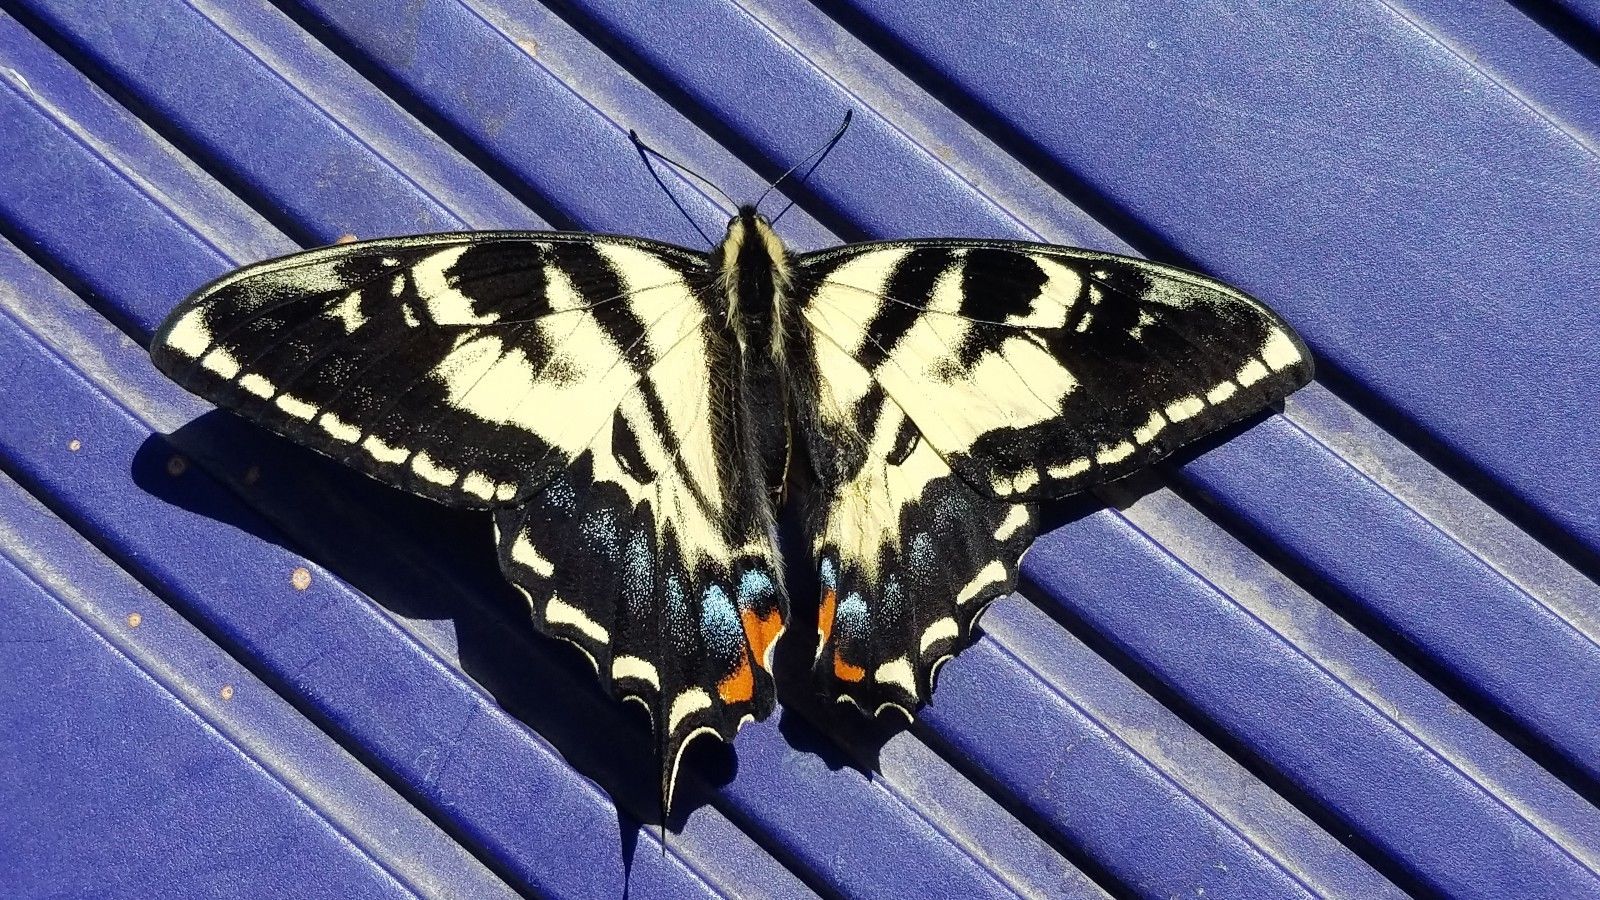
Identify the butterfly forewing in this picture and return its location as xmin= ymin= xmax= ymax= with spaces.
xmin=152 ymin=232 xmax=787 ymax=808
xmin=797 ymin=241 xmax=1312 ymax=503
xmin=792 ymin=240 xmax=1312 ymax=707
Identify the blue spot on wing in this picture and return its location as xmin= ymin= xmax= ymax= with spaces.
xmin=881 ymin=577 xmax=904 ymax=619
xmin=543 ymin=476 xmax=576 ymax=513
xmin=701 ymin=584 xmax=743 ymax=659
xmin=836 ymin=592 xmax=868 ymax=640
xmin=738 ymin=568 xmax=775 ymax=604
xmin=580 ymin=508 xmax=620 ymax=564
xmin=622 ymin=531 xmax=653 ymax=617
xmin=820 ymin=557 xmax=838 ymax=591
xmin=909 ymin=532 xmax=935 ymax=574
xmin=665 ymin=573 xmax=691 ymax=636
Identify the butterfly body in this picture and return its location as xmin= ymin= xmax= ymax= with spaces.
xmin=151 ymin=204 xmax=1311 ymax=812
xmin=710 ymin=207 xmax=798 ymax=509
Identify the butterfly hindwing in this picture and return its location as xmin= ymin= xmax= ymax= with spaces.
xmin=797 ymin=241 xmax=1314 ymax=503
xmin=793 ymin=240 xmax=1310 ymax=709
xmin=795 ymin=329 xmax=1038 ymax=714
xmin=490 ymin=305 xmax=786 ymax=807
xmin=152 ymin=232 xmax=787 ymax=807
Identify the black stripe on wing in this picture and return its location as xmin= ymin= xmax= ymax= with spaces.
xmin=794 ymin=240 xmax=1314 ymax=503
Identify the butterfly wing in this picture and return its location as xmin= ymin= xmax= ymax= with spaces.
xmin=152 ymin=232 xmax=786 ymax=807
xmin=793 ymin=328 xmax=1038 ymax=717
xmin=793 ymin=240 xmax=1311 ymax=708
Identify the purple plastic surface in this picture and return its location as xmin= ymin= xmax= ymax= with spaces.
xmin=2 ymin=2 xmax=1596 ymax=898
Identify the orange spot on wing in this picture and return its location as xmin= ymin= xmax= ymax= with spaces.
xmin=818 ymin=587 xmax=837 ymax=649
xmin=833 ymin=651 xmax=865 ymax=683
xmin=718 ymin=654 xmax=755 ymax=704
xmin=740 ymin=606 xmax=783 ymax=670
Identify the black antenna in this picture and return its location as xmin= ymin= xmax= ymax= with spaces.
xmin=630 ymin=129 xmax=738 ymax=246
xmin=759 ymin=108 xmax=853 ymax=221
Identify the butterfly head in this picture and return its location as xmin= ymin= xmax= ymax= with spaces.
xmin=720 ymin=205 xmax=790 ymax=271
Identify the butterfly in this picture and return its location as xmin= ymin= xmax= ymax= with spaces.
xmin=150 ymin=166 xmax=1312 ymax=817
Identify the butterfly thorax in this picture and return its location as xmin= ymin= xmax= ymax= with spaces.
xmin=715 ymin=206 xmax=794 ymax=367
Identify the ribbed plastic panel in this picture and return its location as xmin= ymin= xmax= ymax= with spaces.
xmin=2 ymin=2 xmax=1597 ymax=897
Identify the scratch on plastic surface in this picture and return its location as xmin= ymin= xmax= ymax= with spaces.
xmin=420 ymin=705 xmax=481 ymax=790
xmin=0 ymin=67 xmax=244 ymax=268
xmin=1374 ymin=0 xmax=1599 ymax=158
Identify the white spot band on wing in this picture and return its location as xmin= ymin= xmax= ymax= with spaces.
xmin=1048 ymin=458 xmax=1090 ymax=480
xmin=919 ymin=618 xmax=959 ymax=655
xmin=1260 ymin=330 xmax=1301 ymax=371
xmin=512 ymin=536 xmax=555 ymax=576
xmin=1133 ymin=410 xmax=1167 ymax=445
xmin=462 ymin=472 xmax=499 ymax=500
xmin=1095 ymin=441 xmax=1135 ymax=466
xmin=994 ymin=505 xmax=1029 ymax=541
xmin=612 ymin=655 xmax=660 ymax=689
xmin=320 ymin=413 xmax=360 ymax=443
xmin=1164 ymin=396 xmax=1205 ymax=424
xmin=200 ymin=348 xmax=241 ymax=379
xmin=1236 ymin=359 xmax=1269 ymax=387
xmin=165 ymin=309 xmax=213 ymax=357
xmin=957 ymin=560 xmax=1007 ymax=606
xmin=668 ymin=688 xmax=712 ymax=732
xmin=411 ymin=451 xmax=457 ymax=486
xmin=362 ymin=435 xmax=407 ymax=464
xmin=274 ymin=394 xmax=317 ymax=420
xmin=1206 ymin=382 xmax=1239 ymax=405
xmin=239 ymin=374 xmax=275 ymax=399
xmin=547 ymin=594 xmax=609 ymax=644
xmin=875 ymin=657 xmax=917 ymax=696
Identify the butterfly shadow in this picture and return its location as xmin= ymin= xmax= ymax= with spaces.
xmin=129 ymin=404 xmax=1282 ymax=885
xmin=131 ymin=412 xmax=735 ymax=888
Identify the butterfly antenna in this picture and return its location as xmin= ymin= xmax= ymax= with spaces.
xmin=630 ymin=129 xmax=739 ymax=247
xmin=758 ymin=108 xmax=854 ymax=220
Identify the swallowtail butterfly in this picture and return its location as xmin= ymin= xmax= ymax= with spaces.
xmin=151 ymin=156 xmax=1311 ymax=816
